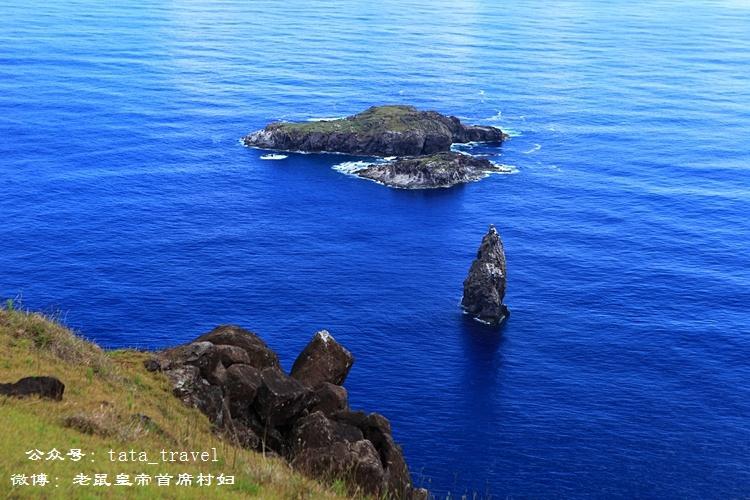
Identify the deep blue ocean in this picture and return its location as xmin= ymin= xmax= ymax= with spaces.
xmin=2 ymin=1 xmax=750 ymax=497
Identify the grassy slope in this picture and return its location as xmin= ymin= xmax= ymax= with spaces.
xmin=0 ymin=303 xmax=349 ymax=499
xmin=275 ymin=105 xmax=422 ymax=133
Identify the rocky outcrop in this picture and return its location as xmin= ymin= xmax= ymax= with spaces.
xmin=196 ymin=324 xmax=280 ymax=369
xmin=145 ymin=327 xmax=424 ymax=499
xmin=243 ymin=105 xmax=505 ymax=157
xmin=461 ymin=225 xmax=509 ymax=325
xmin=0 ymin=376 xmax=65 ymax=400
xmin=355 ymin=151 xmax=511 ymax=189
xmin=291 ymin=329 xmax=354 ymax=387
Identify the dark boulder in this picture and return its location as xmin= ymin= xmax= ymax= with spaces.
xmin=215 ymin=344 xmax=252 ymax=367
xmin=331 ymin=409 xmax=369 ymax=429
xmin=149 ymin=341 xmax=219 ymax=378
xmin=310 ymin=382 xmax=348 ymax=416
xmin=254 ymin=367 xmax=316 ymax=427
xmin=328 ymin=410 xmax=420 ymax=499
xmin=292 ymin=440 xmax=384 ymax=496
xmin=206 ymin=361 xmax=228 ymax=386
xmin=292 ymin=440 xmax=386 ymax=497
xmin=0 ymin=376 xmax=65 ymax=401
xmin=196 ymin=325 xmax=280 ymax=369
xmin=290 ymin=411 xmax=364 ymax=455
xmin=361 ymin=413 xmax=413 ymax=498
xmin=224 ymin=421 xmax=262 ymax=450
xmin=225 ymin=364 xmax=263 ymax=420
xmin=291 ymin=330 xmax=354 ymax=387
xmin=165 ymin=365 xmax=225 ymax=426
xmin=461 ymin=224 xmax=509 ymax=325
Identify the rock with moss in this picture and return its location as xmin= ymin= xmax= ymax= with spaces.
xmin=355 ymin=151 xmax=510 ymax=189
xmin=243 ymin=105 xmax=505 ymax=156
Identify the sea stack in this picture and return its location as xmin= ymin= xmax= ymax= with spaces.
xmin=461 ymin=224 xmax=509 ymax=325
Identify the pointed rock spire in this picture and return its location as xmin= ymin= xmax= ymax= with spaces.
xmin=461 ymin=224 xmax=509 ymax=325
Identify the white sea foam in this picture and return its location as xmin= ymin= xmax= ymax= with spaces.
xmin=485 ymin=110 xmax=503 ymax=122
xmin=332 ymin=160 xmax=378 ymax=175
xmin=260 ymin=154 xmax=288 ymax=160
xmin=488 ymin=162 xmax=519 ymax=174
xmin=450 ymin=143 xmax=480 ymax=156
xmin=452 ymin=149 xmax=475 ymax=157
xmin=480 ymin=111 xmax=523 ymax=137
xmin=524 ymin=144 xmax=541 ymax=154
xmin=305 ymin=116 xmax=346 ymax=122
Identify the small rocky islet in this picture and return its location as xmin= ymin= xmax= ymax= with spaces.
xmin=357 ymin=152 xmax=512 ymax=190
xmin=243 ymin=105 xmax=509 ymax=189
xmin=461 ymin=224 xmax=509 ymax=325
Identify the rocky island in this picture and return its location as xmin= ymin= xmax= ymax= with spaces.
xmin=244 ymin=105 xmax=505 ymax=157
xmin=461 ymin=225 xmax=509 ymax=325
xmin=244 ymin=105 xmax=509 ymax=189
xmin=355 ymin=152 xmax=513 ymax=189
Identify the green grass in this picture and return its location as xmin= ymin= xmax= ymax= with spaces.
xmin=272 ymin=105 xmax=429 ymax=134
xmin=0 ymin=302 xmax=349 ymax=499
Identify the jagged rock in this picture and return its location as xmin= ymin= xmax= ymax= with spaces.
xmin=360 ymin=413 xmax=413 ymax=498
xmin=291 ymin=330 xmax=354 ymax=387
xmin=243 ymin=105 xmax=505 ymax=157
xmin=356 ymin=151 xmax=512 ymax=189
xmin=224 ymin=364 xmax=262 ymax=421
xmin=0 ymin=376 xmax=65 ymax=401
xmin=310 ymin=382 xmax=348 ymax=416
xmin=165 ymin=365 xmax=225 ymax=426
xmin=149 ymin=341 xmax=220 ymax=379
xmin=224 ymin=421 xmax=262 ymax=450
xmin=461 ymin=224 xmax=509 ymax=325
xmin=207 ymin=361 xmax=228 ymax=386
xmin=292 ymin=410 xmax=420 ymax=499
xmin=254 ymin=367 xmax=316 ymax=427
xmin=196 ymin=325 xmax=280 ymax=369
xmin=328 ymin=410 xmax=419 ymax=498
xmin=292 ymin=440 xmax=386 ymax=497
xmin=290 ymin=411 xmax=364 ymax=457
xmin=214 ymin=344 xmax=252 ymax=367
xmin=331 ymin=409 xmax=368 ymax=429
xmin=149 ymin=326 xmax=425 ymax=498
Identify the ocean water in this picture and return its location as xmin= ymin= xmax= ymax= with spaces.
xmin=2 ymin=0 xmax=750 ymax=497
